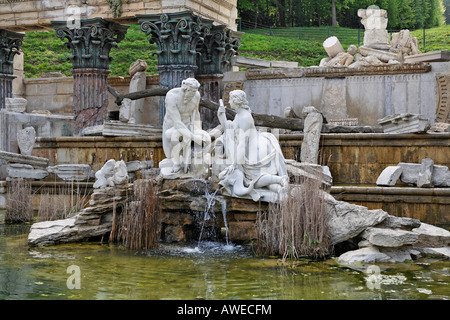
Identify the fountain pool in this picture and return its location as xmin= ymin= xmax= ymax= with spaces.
xmin=0 ymin=214 xmax=449 ymax=300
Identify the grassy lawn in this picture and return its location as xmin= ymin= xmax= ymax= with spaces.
xmin=22 ymin=24 xmax=449 ymax=78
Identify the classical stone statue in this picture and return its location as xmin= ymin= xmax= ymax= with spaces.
xmin=215 ymin=90 xmax=288 ymax=202
xmin=159 ymin=78 xmax=211 ymax=179
xmin=320 ymin=45 xmax=357 ymax=67
xmin=93 ymin=159 xmax=129 ymax=188
xmin=358 ymin=6 xmax=389 ymax=49
xmin=390 ymin=29 xmax=421 ymax=57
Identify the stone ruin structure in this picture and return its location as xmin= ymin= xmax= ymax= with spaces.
xmin=0 ymin=3 xmax=448 ymax=265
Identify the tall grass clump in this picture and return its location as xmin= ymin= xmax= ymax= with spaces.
xmin=5 ymin=178 xmax=33 ymax=223
xmin=110 ymin=178 xmax=161 ymax=250
xmin=37 ymin=182 xmax=91 ymax=221
xmin=256 ymin=177 xmax=332 ymax=261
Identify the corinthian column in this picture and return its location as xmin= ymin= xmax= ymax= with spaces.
xmin=137 ymin=11 xmax=213 ymax=124
xmin=0 ymin=29 xmax=24 ymax=109
xmin=52 ymin=18 xmax=128 ymax=135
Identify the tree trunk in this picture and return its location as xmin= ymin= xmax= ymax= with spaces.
xmin=331 ymin=0 xmax=337 ymax=27
xmin=107 ymin=85 xmax=305 ymax=131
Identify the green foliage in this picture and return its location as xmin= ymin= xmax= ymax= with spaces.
xmin=239 ymin=33 xmax=325 ymax=67
xmin=238 ymin=0 xmax=446 ymax=29
xmin=23 ymin=24 xmax=157 ymax=78
xmin=21 ymin=23 xmax=449 ymax=78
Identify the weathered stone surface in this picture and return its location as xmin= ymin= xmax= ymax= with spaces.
xmin=378 ymin=113 xmax=430 ymax=134
xmin=161 ymin=212 xmax=194 ymax=226
xmin=376 ymin=166 xmax=402 ymax=186
xmin=46 ymin=164 xmax=95 ymax=181
xmin=129 ymin=59 xmax=148 ymax=77
xmin=16 ymin=126 xmax=36 ymax=156
xmin=338 ymin=245 xmax=414 ymax=264
xmin=126 ymin=160 xmax=154 ymax=172
xmin=7 ymin=163 xmax=48 ymax=180
xmin=358 ymin=7 xmax=389 ymax=47
xmin=300 ymin=106 xmax=323 ymax=164
xmin=164 ymin=225 xmax=186 ymax=243
xmin=404 ymin=50 xmax=450 ymax=64
xmin=0 ymin=150 xmax=49 ymax=168
xmin=428 ymin=122 xmax=450 ymax=133
xmin=417 ymin=158 xmax=434 ymax=188
xmin=286 ymin=160 xmax=332 ymax=189
xmin=325 ymin=193 xmax=388 ymax=245
xmin=362 ymin=227 xmax=419 ymax=247
xmin=102 ymin=120 xmax=162 ymax=136
xmin=375 ymin=215 xmax=421 ymax=230
xmin=398 ymin=162 xmax=450 ymax=187
xmin=28 ymin=217 xmax=112 ymax=246
xmin=228 ymin=221 xmax=257 ymax=242
xmin=337 ymin=246 xmax=392 ymax=264
xmin=412 ymin=223 xmax=450 ymax=247
xmin=5 ymin=97 xmax=27 ymax=113
xmin=415 ymin=247 xmax=450 ymax=260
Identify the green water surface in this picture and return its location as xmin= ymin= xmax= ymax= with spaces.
xmin=0 ymin=219 xmax=449 ymax=300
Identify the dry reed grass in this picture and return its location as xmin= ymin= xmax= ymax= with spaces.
xmin=37 ymin=181 xmax=91 ymax=221
xmin=256 ymin=177 xmax=332 ymax=261
xmin=110 ymin=178 xmax=161 ymax=250
xmin=5 ymin=178 xmax=33 ymax=223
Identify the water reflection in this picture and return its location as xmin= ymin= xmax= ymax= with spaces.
xmin=0 ymin=217 xmax=449 ymax=300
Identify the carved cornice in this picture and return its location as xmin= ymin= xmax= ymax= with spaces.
xmin=52 ymin=18 xmax=129 ymax=70
xmin=0 ymin=29 xmax=24 ymax=74
xmin=137 ymin=11 xmax=213 ymax=67
xmin=246 ymin=63 xmax=432 ymax=80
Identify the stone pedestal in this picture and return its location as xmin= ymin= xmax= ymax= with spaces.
xmin=52 ymin=18 xmax=128 ymax=135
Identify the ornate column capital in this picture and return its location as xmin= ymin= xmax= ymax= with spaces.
xmin=198 ymin=26 xmax=242 ymax=75
xmin=52 ymin=18 xmax=129 ymax=70
xmin=0 ymin=29 xmax=24 ymax=75
xmin=137 ymin=11 xmax=213 ymax=68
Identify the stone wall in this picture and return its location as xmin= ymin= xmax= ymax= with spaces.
xmin=23 ymin=75 xmax=161 ymax=125
xmin=228 ymin=63 xmax=445 ymax=126
xmin=0 ymin=0 xmax=238 ymax=32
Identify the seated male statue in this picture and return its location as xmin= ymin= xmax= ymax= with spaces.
xmin=160 ymin=78 xmax=211 ymax=178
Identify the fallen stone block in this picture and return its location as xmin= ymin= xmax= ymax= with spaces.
xmin=337 ymin=246 xmax=392 ymax=264
xmin=375 ymin=215 xmax=421 ymax=230
xmin=325 ymin=193 xmax=388 ymax=245
xmin=7 ymin=163 xmax=48 ymax=180
xmin=362 ymin=227 xmax=419 ymax=247
xmin=412 ymin=223 xmax=450 ymax=247
xmin=398 ymin=162 xmax=450 ymax=187
xmin=417 ymin=158 xmax=434 ymax=188
xmin=47 ymin=164 xmax=95 ymax=181
xmin=378 ymin=113 xmax=430 ymax=134
xmin=415 ymin=247 xmax=450 ymax=260
xmin=376 ymin=166 xmax=402 ymax=186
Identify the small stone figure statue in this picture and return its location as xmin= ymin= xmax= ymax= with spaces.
xmin=93 ymin=159 xmax=129 ymax=188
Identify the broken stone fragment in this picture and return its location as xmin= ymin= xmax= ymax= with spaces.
xmin=361 ymin=227 xmax=419 ymax=247
xmin=7 ymin=163 xmax=48 ymax=180
xmin=375 ymin=215 xmax=421 ymax=230
xmin=376 ymin=166 xmax=402 ymax=186
xmin=17 ymin=126 xmax=36 ymax=156
xmin=417 ymin=158 xmax=434 ymax=188
xmin=5 ymin=97 xmax=27 ymax=113
xmin=46 ymin=164 xmax=95 ymax=181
